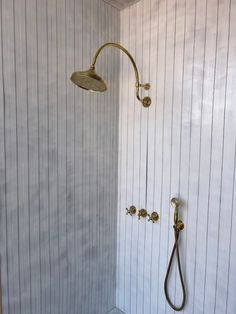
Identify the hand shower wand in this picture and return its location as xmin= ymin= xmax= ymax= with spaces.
xmin=164 ymin=197 xmax=186 ymax=311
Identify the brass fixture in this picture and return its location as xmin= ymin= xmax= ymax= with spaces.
xmin=138 ymin=208 xmax=148 ymax=220
xmin=170 ymin=197 xmax=184 ymax=232
xmin=147 ymin=211 xmax=159 ymax=223
xmin=70 ymin=42 xmax=151 ymax=108
xmin=164 ymin=197 xmax=186 ymax=311
xmin=126 ymin=206 xmax=137 ymax=216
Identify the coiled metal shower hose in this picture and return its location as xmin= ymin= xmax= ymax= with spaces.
xmin=164 ymin=227 xmax=186 ymax=311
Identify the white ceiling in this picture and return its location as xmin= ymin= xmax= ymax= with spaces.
xmin=103 ymin=0 xmax=140 ymax=10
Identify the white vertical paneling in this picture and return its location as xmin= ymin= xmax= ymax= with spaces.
xmin=154 ymin=0 xmax=167 ymax=312
xmin=118 ymin=1 xmax=236 ymax=314
xmin=185 ymin=0 xmax=208 ymax=312
xmin=14 ymin=0 xmax=30 ymax=313
xmin=127 ymin=4 xmax=137 ymax=314
xmin=124 ymin=7 xmax=132 ymax=313
xmin=26 ymin=1 xmax=41 ymax=312
xmin=223 ymin=2 xmax=236 ymax=313
xmin=129 ymin=5 xmax=139 ymax=314
xmin=170 ymin=0 xmax=185 ymax=309
xmin=215 ymin=0 xmax=235 ymax=304
xmin=2 ymin=0 xmax=19 ymax=313
xmin=47 ymin=0 xmax=59 ymax=312
xmin=117 ymin=7 xmax=124 ymax=309
xmin=204 ymin=0 xmax=231 ymax=313
xmin=0 ymin=0 xmax=7 ymax=313
xmin=56 ymin=0 xmax=67 ymax=312
xmin=0 ymin=1 xmax=120 ymax=314
xmin=193 ymin=0 xmax=219 ymax=312
xmin=160 ymin=0 xmax=176 ymax=312
xmin=215 ymin=0 xmax=236 ymax=312
xmin=143 ymin=0 xmax=152 ymax=313
xmin=37 ymin=0 xmax=50 ymax=311
xmin=148 ymin=0 xmax=159 ymax=312
xmin=74 ymin=0 xmax=84 ymax=309
xmin=117 ymin=7 xmax=127 ymax=310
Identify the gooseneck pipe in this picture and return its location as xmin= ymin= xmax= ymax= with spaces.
xmin=91 ymin=42 xmax=151 ymax=107
xmin=164 ymin=198 xmax=186 ymax=311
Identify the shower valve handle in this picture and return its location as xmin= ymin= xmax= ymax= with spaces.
xmin=138 ymin=208 xmax=148 ymax=220
xmin=147 ymin=212 xmax=159 ymax=223
xmin=126 ymin=206 xmax=137 ymax=216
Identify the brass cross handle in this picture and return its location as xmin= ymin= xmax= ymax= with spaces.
xmin=126 ymin=206 xmax=137 ymax=216
xmin=138 ymin=208 xmax=148 ymax=220
xmin=147 ymin=211 xmax=159 ymax=223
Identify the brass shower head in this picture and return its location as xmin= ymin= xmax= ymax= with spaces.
xmin=70 ymin=42 xmax=152 ymax=108
xmin=70 ymin=67 xmax=107 ymax=92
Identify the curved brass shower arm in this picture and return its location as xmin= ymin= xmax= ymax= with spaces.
xmin=90 ymin=42 xmax=151 ymax=107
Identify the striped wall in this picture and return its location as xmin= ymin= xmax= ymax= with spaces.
xmin=0 ymin=0 xmax=120 ymax=314
xmin=117 ymin=0 xmax=236 ymax=314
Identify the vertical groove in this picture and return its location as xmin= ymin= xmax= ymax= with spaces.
xmin=46 ymin=0 xmax=52 ymax=312
xmin=225 ymin=141 xmax=236 ymax=314
xmin=192 ymin=0 xmax=208 ymax=312
xmin=214 ymin=1 xmax=231 ymax=313
xmin=0 ymin=0 xmax=9 ymax=311
xmin=203 ymin=0 xmax=220 ymax=311
xmin=55 ymin=0 xmax=60 ymax=312
xmin=13 ymin=0 xmax=21 ymax=310
xmin=25 ymin=0 xmax=32 ymax=310
xmin=160 ymin=1 xmax=167 ymax=311
xmin=73 ymin=0 xmax=76 ymax=310
xmin=95 ymin=0 xmax=99 ymax=311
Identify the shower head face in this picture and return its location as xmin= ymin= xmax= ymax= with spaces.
xmin=70 ymin=68 xmax=107 ymax=92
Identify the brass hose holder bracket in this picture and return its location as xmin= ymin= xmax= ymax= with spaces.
xmin=171 ymin=197 xmax=184 ymax=232
xmin=126 ymin=206 xmax=137 ymax=216
xmin=147 ymin=211 xmax=160 ymax=223
xmin=138 ymin=208 xmax=148 ymax=220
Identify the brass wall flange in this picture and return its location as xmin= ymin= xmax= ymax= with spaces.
xmin=138 ymin=208 xmax=148 ymax=220
xmin=142 ymin=96 xmax=151 ymax=108
xmin=174 ymin=220 xmax=184 ymax=231
xmin=140 ymin=83 xmax=151 ymax=90
xmin=147 ymin=211 xmax=159 ymax=223
xmin=126 ymin=206 xmax=137 ymax=216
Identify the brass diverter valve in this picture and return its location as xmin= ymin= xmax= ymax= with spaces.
xmin=138 ymin=208 xmax=148 ymax=220
xmin=147 ymin=211 xmax=159 ymax=223
xmin=126 ymin=206 xmax=137 ymax=216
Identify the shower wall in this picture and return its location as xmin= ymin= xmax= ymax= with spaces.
xmin=117 ymin=0 xmax=236 ymax=314
xmin=0 ymin=0 xmax=119 ymax=314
